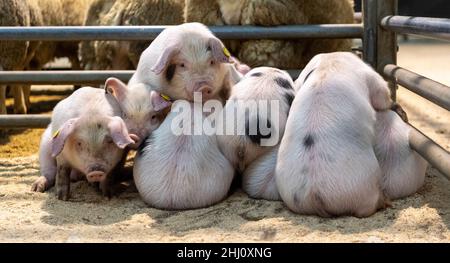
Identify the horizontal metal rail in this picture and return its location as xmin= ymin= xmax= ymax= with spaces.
xmin=0 ymin=70 xmax=302 ymax=85
xmin=0 ymin=115 xmax=50 ymax=129
xmin=0 ymin=25 xmax=363 ymax=41
xmin=383 ymin=64 xmax=450 ymax=111
xmin=0 ymin=71 xmax=134 ymax=85
xmin=381 ymin=15 xmax=450 ymax=41
xmin=409 ymin=125 xmax=450 ymax=180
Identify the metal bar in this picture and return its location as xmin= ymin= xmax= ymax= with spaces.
xmin=383 ymin=64 xmax=450 ymax=111
xmin=363 ymin=0 xmax=377 ymax=68
xmin=0 ymin=70 xmax=302 ymax=85
xmin=376 ymin=0 xmax=398 ymax=101
xmin=0 ymin=71 xmax=134 ymax=85
xmin=381 ymin=16 xmax=450 ymax=41
xmin=0 ymin=25 xmax=363 ymax=41
xmin=0 ymin=115 xmax=50 ymax=129
xmin=409 ymin=125 xmax=450 ymax=180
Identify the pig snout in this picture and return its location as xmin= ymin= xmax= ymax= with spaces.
xmin=189 ymin=81 xmax=213 ymax=100
xmin=86 ymin=165 xmax=107 ymax=182
xmin=128 ymin=133 xmax=141 ymax=149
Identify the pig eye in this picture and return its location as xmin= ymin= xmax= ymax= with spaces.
xmin=151 ymin=115 xmax=157 ymax=120
xmin=179 ymin=63 xmax=185 ymax=68
xmin=210 ymin=60 xmax=215 ymax=66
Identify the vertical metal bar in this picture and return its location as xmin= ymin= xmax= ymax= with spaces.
xmin=363 ymin=0 xmax=377 ymax=68
xmin=376 ymin=0 xmax=398 ymax=101
xmin=363 ymin=0 xmax=398 ymax=101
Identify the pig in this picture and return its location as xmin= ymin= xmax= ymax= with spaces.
xmin=374 ymin=110 xmax=428 ymax=200
xmin=242 ymin=146 xmax=281 ymax=201
xmin=133 ymin=100 xmax=234 ymax=210
xmin=275 ymin=52 xmax=392 ymax=218
xmin=31 ymin=87 xmax=135 ymax=200
xmin=217 ymin=67 xmax=295 ymax=175
xmin=104 ymin=77 xmax=171 ymax=148
xmin=128 ymin=22 xmax=241 ymax=103
xmin=32 ymin=80 xmax=171 ymax=195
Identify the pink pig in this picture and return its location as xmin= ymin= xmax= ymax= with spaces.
xmin=133 ymin=101 xmax=234 ymax=209
xmin=129 ymin=22 xmax=243 ymax=103
xmin=375 ymin=110 xmax=428 ymax=200
xmin=276 ymin=52 xmax=392 ymax=218
xmin=32 ymin=87 xmax=135 ymax=200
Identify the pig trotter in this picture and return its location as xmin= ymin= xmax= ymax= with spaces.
xmin=100 ymin=175 xmax=115 ymax=199
xmin=31 ymin=176 xmax=49 ymax=192
xmin=56 ymin=161 xmax=71 ymax=201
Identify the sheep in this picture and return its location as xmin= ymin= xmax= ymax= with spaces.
xmin=0 ymin=0 xmax=41 ymax=115
xmin=80 ymin=0 xmax=185 ymax=70
xmin=0 ymin=0 xmax=91 ymax=116
xmin=29 ymin=0 xmax=92 ymax=72
xmin=185 ymin=0 xmax=354 ymax=69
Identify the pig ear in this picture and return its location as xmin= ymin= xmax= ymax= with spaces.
xmin=51 ymin=118 xmax=79 ymax=158
xmin=236 ymin=63 xmax=251 ymax=75
xmin=151 ymin=45 xmax=180 ymax=75
xmin=150 ymin=91 xmax=172 ymax=112
xmin=209 ymin=38 xmax=231 ymax=63
xmin=105 ymin=77 xmax=127 ymax=101
xmin=230 ymin=56 xmax=251 ymax=75
xmin=107 ymin=116 xmax=135 ymax=149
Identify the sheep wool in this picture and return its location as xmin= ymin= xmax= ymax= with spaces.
xmin=80 ymin=0 xmax=185 ymax=70
xmin=185 ymin=0 xmax=354 ymax=69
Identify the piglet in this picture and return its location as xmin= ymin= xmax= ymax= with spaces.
xmin=217 ymin=67 xmax=294 ymax=176
xmin=129 ymin=22 xmax=241 ymax=103
xmin=134 ymin=101 xmax=234 ymax=210
xmin=32 ymin=87 xmax=135 ymax=200
xmin=104 ymin=78 xmax=171 ymax=148
xmin=32 ymin=80 xmax=170 ymax=195
xmin=242 ymin=146 xmax=281 ymax=201
xmin=375 ymin=110 xmax=428 ymax=200
xmin=276 ymin=52 xmax=392 ymax=218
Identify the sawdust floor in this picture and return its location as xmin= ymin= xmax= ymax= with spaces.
xmin=0 ymin=40 xmax=449 ymax=242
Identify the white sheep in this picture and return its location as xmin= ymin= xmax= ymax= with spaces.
xmin=185 ymin=0 xmax=354 ymax=69
xmin=0 ymin=0 xmax=91 ymax=116
xmin=80 ymin=0 xmax=185 ymax=70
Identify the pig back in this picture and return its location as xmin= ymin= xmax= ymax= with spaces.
xmin=134 ymin=102 xmax=234 ymax=209
xmin=276 ymin=73 xmax=383 ymax=216
xmin=51 ymin=87 xmax=122 ymax=133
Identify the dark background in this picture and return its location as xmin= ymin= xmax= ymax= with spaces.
xmin=354 ymin=0 xmax=450 ymax=18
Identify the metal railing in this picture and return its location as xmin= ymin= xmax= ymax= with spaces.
xmin=0 ymin=0 xmax=449 ymax=180
xmin=362 ymin=0 xmax=449 ymax=180
xmin=381 ymin=16 xmax=450 ymax=41
xmin=0 ymin=70 xmax=301 ymax=85
xmin=0 ymin=24 xmax=362 ymax=41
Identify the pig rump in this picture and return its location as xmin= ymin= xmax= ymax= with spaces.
xmin=375 ymin=110 xmax=428 ymax=200
xmin=133 ymin=102 xmax=234 ymax=210
xmin=276 ymin=52 xmax=389 ymax=218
